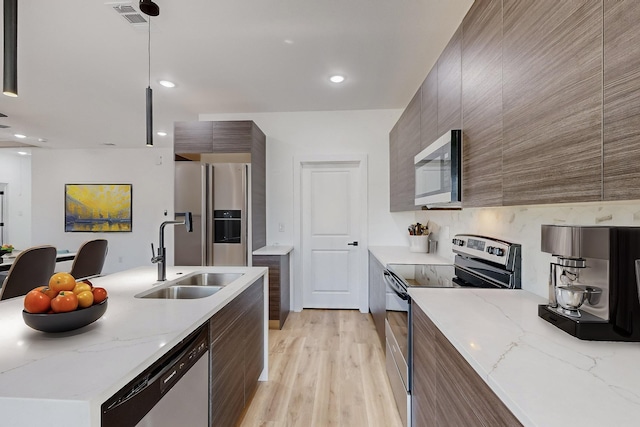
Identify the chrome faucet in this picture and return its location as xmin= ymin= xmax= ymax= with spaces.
xmin=151 ymin=212 xmax=193 ymax=281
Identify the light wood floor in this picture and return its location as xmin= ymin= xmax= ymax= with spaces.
xmin=239 ymin=310 xmax=403 ymax=427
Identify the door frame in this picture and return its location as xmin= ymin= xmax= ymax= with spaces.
xmin=292 ymin=153 xmax=369 ymax=313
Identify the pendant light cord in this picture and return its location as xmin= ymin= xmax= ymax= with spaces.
xmin=148 ymin=18 xmax=151 ymax=87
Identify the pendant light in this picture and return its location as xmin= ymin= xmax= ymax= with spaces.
xmin=3 ymin=0 xmax=18 ymax=97
xmin=140 ymin=0 xmax=160 ymax=146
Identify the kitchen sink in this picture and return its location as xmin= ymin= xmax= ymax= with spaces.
xmin=138 ymin=285 xmax=224 ymax=299
xmin=172 ymin=272 xmax=244 ymax=287
xmin=135 ymin=272 xmax=244 ymax=299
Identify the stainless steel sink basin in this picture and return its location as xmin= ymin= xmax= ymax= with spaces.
xmin=172 ymin=272 xmax=244 ymax=287
xmin=135 ymin=272 xmax=244 ymax=299
xmin=138 ymin=285 xmax=223 ymax=299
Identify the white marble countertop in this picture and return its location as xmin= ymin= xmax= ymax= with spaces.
xmin=252 ymin=245 xmax=293 ymax=256
xmin=409 ymin=288 xmax=640 ymax=427
xmin=368 ymin=245 xmax=451 ymax=266
xmin=0 ymin=265 xmax=268 ymax=427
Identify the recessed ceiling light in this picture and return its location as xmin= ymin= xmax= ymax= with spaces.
xmin=14 ymin=133 xmax=26 ymax=138
xmin=17 ymin=151 xmax=28 ymax=156
xmin=329 ymin=75 xmax=345 ymax=83
xmin=284 ymin=39 xmax=294 ymax=45
xmin=158 ymin=80 xmax=175 ymax=88
xmin=38 ymin=138 xmax=47 ymax=143
xmin=157 ymin=131 xmax=167 ymax=136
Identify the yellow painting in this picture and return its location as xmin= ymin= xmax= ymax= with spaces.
xmin=65 ymin=184 xmax=132 ymax=232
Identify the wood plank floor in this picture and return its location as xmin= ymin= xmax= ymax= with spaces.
xmin=238 ymin=310 xmax=403 ymax=427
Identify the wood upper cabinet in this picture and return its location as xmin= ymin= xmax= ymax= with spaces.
xmin=461 ymin=0 xmax=504 ymax=207
xmin=174 ymin=121 xmax=214 ymax=153
xmin=412 ymin=303 xmax=521 ymax=427
xmin=502 ymin=0 xmax=603 ymax=205
xmin=390 ymin=87 xmax=421 ymax=212
xmin=437 ymin=27 xmax=462 ymax=135
xmin=389 ymin=122 xmax=401 ymax=211
xmin=603 ymin=0 xmax=640 ymax=200
xmin=368 ymin=252 xmax=386 ymax=347
xmin=420 ymin=68 xmax=438 ymax=151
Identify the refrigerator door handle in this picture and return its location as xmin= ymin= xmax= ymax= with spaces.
xmin=242 ymin=164 xmax=249 ymax=266
xmin=203 ymin=164 xmax=215 ymax=266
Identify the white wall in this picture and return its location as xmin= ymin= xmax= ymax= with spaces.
xmin=31 ymin=147 xmax=174 ymax=274
xmin=0 ymin=151 xmax=31 ymax=249
xmin=199 ymin=109 xmax=407 ymax=247
xmin=417 ymin=200 xmax=640 ymax=298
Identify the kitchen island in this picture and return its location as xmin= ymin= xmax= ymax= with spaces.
xmin=0 ymin=265 xmax=268 ymax=427
xmin=409 ymin=288 xmax=640 ymax=427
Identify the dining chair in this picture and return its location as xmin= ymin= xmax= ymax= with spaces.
xmin=0 ymin=245 xmax=57 ymax=300
xmin=69 ymin=239 xmax=108 ymax=280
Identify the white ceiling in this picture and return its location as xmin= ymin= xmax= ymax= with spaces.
xmin=0 ymin=0 xmax=473 ymax=150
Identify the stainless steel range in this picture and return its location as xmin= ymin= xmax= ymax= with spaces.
xmin=383 ymin=234 xmax=521 ymax=427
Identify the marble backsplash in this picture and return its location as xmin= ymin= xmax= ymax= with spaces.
xmin=415 ymin=199 xmax=640 ymax=298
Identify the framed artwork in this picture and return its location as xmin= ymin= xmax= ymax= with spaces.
xmin=65 ymin=184 xmax=132 ymax=232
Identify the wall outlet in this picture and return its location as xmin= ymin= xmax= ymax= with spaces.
xmin=279 ymin=223 xmax=285 ymax=232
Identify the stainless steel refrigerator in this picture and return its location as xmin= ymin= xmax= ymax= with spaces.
xmin=174 ymin=162 xmax=250 ymax=266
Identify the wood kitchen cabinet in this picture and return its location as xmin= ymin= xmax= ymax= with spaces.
xmin=437 ymin=27 xmax=462 ymax=136
xmin=210 ymin=279 xmax=264 ymax=427
xmin=501 ymin=0 xmax=602 ymax=205
xmin=368 ymin=251 xmax=386 ymax=347
xmin=390 ymin=88 xmax=421 ymax=212
xmin=603 ymin=0 xmax=640 ymax=200
xmin=412 ymin=303 xmax=521 ymax=427
xmin=253 ymin=252 xmax=290 ymax=329
xmin=461 ymin=0 xmax=504 ymax=208
xmin=420 ymin=68 xmax=438 ymax=151
xmin=389 ymin=122 xmax=401 ymax=211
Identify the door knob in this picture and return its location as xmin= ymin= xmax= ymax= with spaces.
xmin=347 ymin=241 xmax=358 ymax=246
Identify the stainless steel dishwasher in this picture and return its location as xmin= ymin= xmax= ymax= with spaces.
xmin=101 ymin=325 xmax=209 ymax=427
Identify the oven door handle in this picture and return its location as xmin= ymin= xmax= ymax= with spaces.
xmin=383 ymin=270 xmax=409 ymax=300
xmin=455 ymin=264 xmax=509 ymax=288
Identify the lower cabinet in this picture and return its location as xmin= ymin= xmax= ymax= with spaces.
xmin=368 ymin=252 xmax=386 ymax=347
xmin=253 ymin=253 xmax=290 ymax=329
xmin=412 ymin=303 xmax=521 ymax=427
xmin=210 ymin=278 xmax=264 ymax=427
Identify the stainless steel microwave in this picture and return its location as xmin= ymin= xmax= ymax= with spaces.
xmin=414 ymin=129 xmax=461 ymax=208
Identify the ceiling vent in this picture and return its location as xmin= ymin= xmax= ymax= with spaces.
xmin=106 ymin=1 xmax=148 ymax=30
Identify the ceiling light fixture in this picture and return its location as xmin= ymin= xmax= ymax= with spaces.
xmin=140 ymin=1 xmax=160 ymax=147
xmin=3 ymin=0 xmax=18 ymax=97
xmin=157 ymin=131 xmax=167 ymax=136
xmin=139 ymin=0 xmax=159 ymax=17
xmin=330 ymin=75 xmax=345 ymax=83
xmin=17 ymin=151 xmax=27 ymax=156
xmin=14 ymin=133 xmax=25 ymax=138
xmin=158 ymin=80 xmax=175 ymax=88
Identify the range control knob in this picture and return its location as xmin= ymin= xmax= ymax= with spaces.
xmin=487 ymin=246 xmax=505 ymax=256
xmin=452 ymin=238 xmax=465 ymax=246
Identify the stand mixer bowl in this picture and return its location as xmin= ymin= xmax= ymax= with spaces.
xmin=556 ymin=285 xmax=589 ymax=311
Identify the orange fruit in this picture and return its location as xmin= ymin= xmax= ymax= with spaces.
xmin=49 ymin=272 xmax=76 ymax=293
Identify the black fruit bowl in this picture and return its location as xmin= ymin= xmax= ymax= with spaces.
xmin=23 ymin=299 xmax=108 ymax=333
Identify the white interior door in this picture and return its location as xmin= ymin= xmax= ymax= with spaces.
xmin=301 ymin=162 xmax=361 ymax=309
